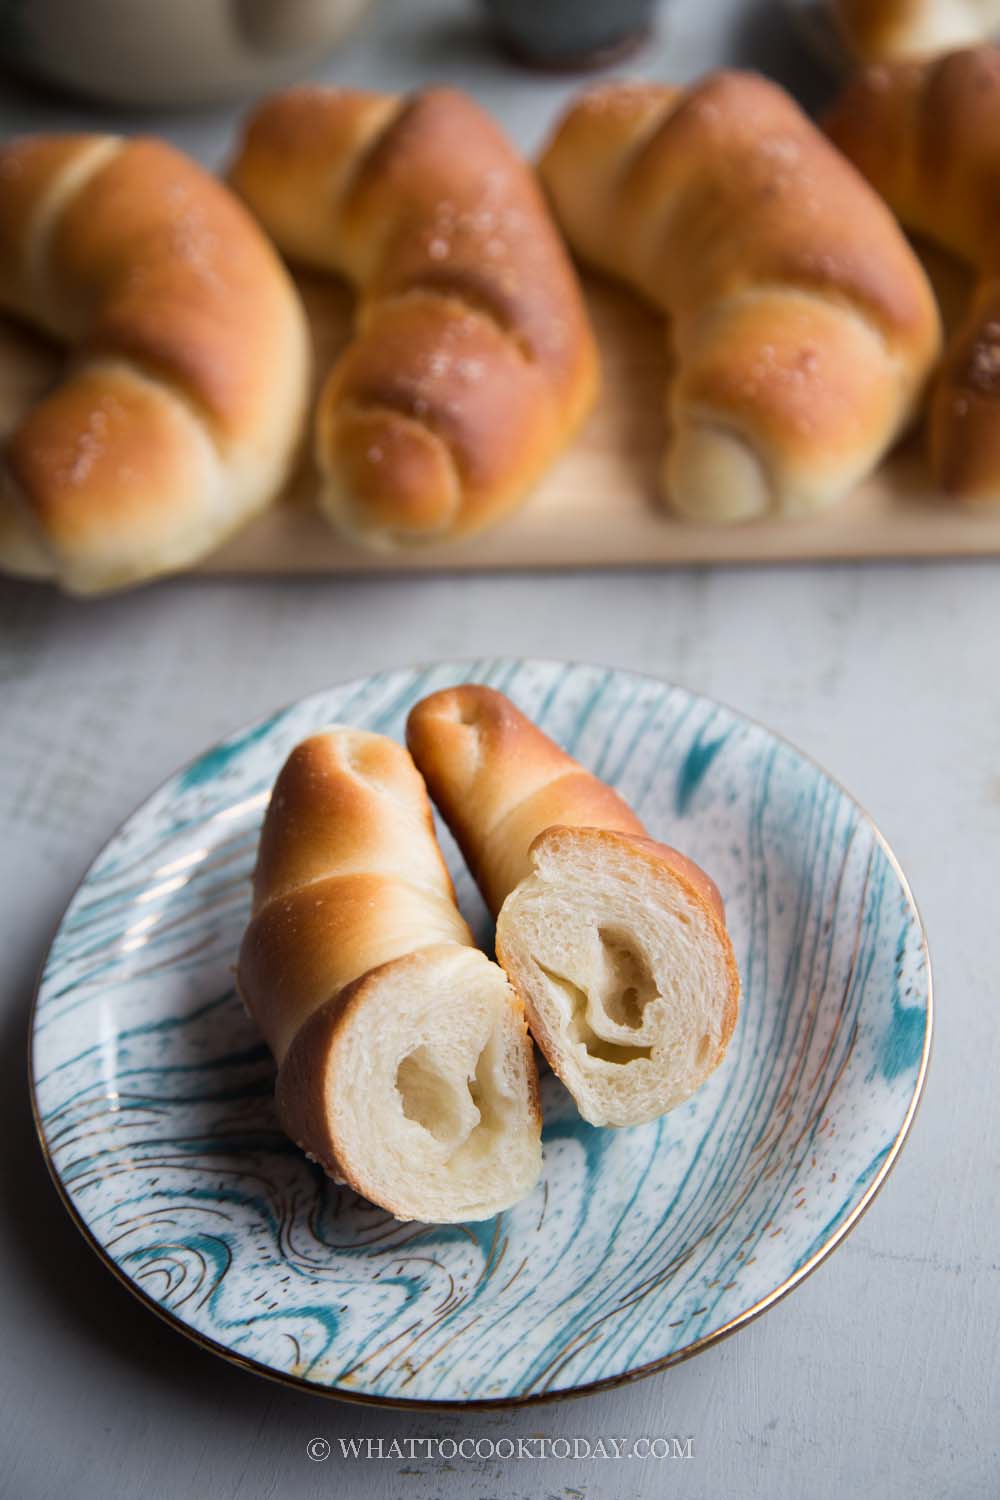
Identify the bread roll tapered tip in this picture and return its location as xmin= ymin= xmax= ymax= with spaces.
xmin=407 ymin=684 xmax=741 ymax=1128
xmin=316 ymin=401 xmax=461 ymax=546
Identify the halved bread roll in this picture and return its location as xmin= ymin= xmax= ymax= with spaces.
xmin=407 ymin=687 xmax=740 ymax=1128
xmin=236 ymin=727 xmax=541 ymax=1222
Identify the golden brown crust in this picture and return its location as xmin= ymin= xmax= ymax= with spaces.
xmin=238 ymin=871 xmax=467 ymax=1063
xmin=273 ymin=979 xmax=350 ymax=1184
xmin=46 ymin=138 xmax=288 ymax=437
xmin=6 ymin=363 xmax=215 ymax=568
xmin=405 ymin=683 xmax=735 ymax=945
xmin=406 ymin=683 xmax=735 ymax=945
xmin=228 ymin=88 xmax=400 ymax=276
xmin=237 ymin=733 xmax=543 ymax=1217
xmin=825 ymin=48 xmax=1000 ymax=262
xmin=272 ymin=953 xmax=414 ymax=1190
xmin=0 ymin=136 xmax=113 ymax=319
xmin=832 ymin=0 xmax=1000 ymax=62
xmin=230 ymin=85 xmax=599 ymax=546
xmin=249 ymin=730 xmax=457 ymax=910
xmin=406 ymin=684 xmax=646 ymax=915
xmin=0 ymin=133 xmax=309 ymax=593
xmin=539 ymin=71 xmax=940 ymax=519
xmin=237 ymin=730 xmax=470 ymax=1063
xmin=409 ymin=690 xmax=740 ymax=1126
xmin=929 ymin=282 xmax=1000 ymax=498
xmin=834 ymin=0 xmax=926 ymax=60
xmin=828 ymin=46 xmax=1000 ymax=504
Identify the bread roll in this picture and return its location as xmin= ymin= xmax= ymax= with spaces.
xmin=229 ymin=85 xmax=598 ymax=549
xmin=832 ymin=0 xmax=1000 ymax=61
xmin=827 ymin=46 xmax=1000 ymax=506
xmin=236 ymin=728 xmax=541 ymax=1222
xmin=407 ymin=687 xmax=740 ymax=1128
xmin=0 ymin=134 xmax=309 ymax=594
xmin=538 ymin=72 xmax=940 ymax=522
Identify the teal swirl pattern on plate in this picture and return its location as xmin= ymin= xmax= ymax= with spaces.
xmin=30 ymin=659 xmax=931 ymax=1404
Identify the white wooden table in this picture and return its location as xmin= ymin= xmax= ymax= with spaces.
xmin=1 ymin=4 xmax=997 ymax=1497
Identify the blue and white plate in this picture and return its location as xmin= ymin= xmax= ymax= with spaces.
xmin=30 ymin=659 xmax=932 ymax=1406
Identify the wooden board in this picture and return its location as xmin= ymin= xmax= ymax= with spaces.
xmin=210 ymin=270 xmax=1000 ymax=572
xmin=5 ymin=268 xmax=1000 ymax=575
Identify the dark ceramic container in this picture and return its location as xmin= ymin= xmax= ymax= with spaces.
xmin=482 ymin=0 xmax=658 ymax=69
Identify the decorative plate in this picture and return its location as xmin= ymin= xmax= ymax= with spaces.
xmin=30 ymin=659 xmax=932 ymax=1406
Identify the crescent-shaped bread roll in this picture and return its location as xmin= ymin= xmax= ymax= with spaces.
xmin=832 ymin=0 xmax=1000 ymax=61
xmin=0 ymin=134 xmax=310 ymax=594
xmin=407 ymin=687 xmax=740 ymax=1128
xmin=538 ymin=72 xmax=940 ymax=522
xmin=236 ymin=728 xmax=541 ymax=1223
xmin=827 ymin=46 xmax=1000 ymax=506
xmin=228 ymin=85 xmax=598 ymax=549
